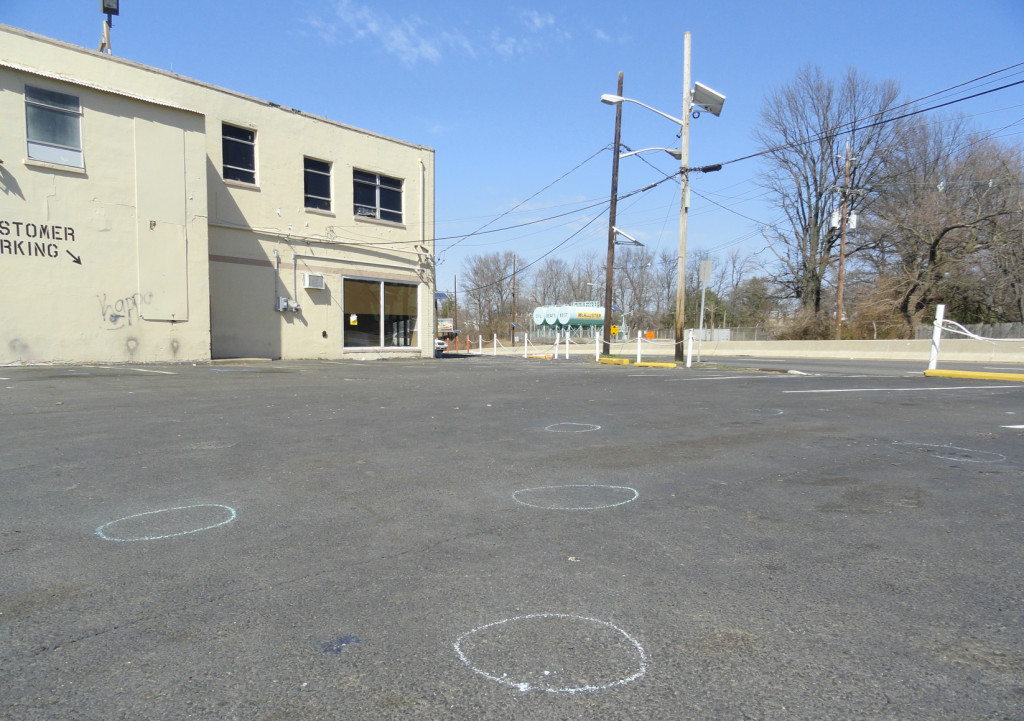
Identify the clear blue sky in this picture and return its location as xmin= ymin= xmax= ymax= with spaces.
xmin=5 ymin=1 xmax=1023 ymax=294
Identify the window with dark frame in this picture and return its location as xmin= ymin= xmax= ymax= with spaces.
xmin=342 ymin=279 xmax=418 ymax=348
xmin=222 ymin=123 xmax=255 ymax=184
xmin=304 ymin=157 xmax=332 ymax=211
xmin=25 ymin=85 xmax=83 ymax=167
xmin=353 ymin=170 xmax=403 ymax=223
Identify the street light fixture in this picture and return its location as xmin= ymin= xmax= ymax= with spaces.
xmin=601 ymin=31 xmax=724 ymax=362
xmin=612 ymin=226 xmax=643 ymax=246
xmin=601 ymin=95 xmax=688 ymax=126
xmin=619 ymin=147 xmax=683 ymax=160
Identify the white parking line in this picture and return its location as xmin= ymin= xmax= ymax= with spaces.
xmin=667 ymin=375 xmax=802 ymax=381
xmin=785 ymin=385 xmax=1019 ymax=394
xmin=680 ymin=375 xmax=781 ymax=381
xmin=129 ymin=368 xmax=176 ymax=375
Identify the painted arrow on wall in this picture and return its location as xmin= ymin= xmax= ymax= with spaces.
xmin=66 ymin=250 xmax=82 ymax=264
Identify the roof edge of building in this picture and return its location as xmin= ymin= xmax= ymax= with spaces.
xmin=0 ymin=23 xmax=436 ymax=155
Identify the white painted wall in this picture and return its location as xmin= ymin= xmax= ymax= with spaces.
xmin=0 ymin=25 xmax=436 ymax=364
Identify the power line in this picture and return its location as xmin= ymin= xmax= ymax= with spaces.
xmin=690 ymin=187 xmax=773 ymax=227
xmin=719 ymin=66 xmax=1024 ymax=168
xmin=446 ymin=63 xmax=1024 ymax=293
xmin=454 ymin=171 xmax=684 ymax=294
xmin=436 ymin=145 xmax=609 ymax=262
xmin=456 ymin=211 xmax=607 ymax=295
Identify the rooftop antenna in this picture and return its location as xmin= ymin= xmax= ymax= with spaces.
xmin=98 ymin=0 xmax=119 ymax=54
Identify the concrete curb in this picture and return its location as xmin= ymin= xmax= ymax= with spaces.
xmin=211 ymin=357 xmax=275 ymax=365
xmin=636 ymin=362 xmax=678 ymax=368
xmin=924 ymin=369 xmax=1024 ymax=382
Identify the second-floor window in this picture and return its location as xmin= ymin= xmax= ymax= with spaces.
xmin=25 ymin=85 xmax=83 ymax=167
xmin=222 ymin=123 xmax=255 ymax=184
xmin=353 ymin=170 xmax=402 ymax=223
xmin=304 ymin=157 xmax=331 ymax=211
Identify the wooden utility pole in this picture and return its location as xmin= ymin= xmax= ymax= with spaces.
xmin=603 ymin=72 xmax=624 ymax=357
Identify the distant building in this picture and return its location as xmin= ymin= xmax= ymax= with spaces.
xmin=0 ymin=24 xmax=436 ymax=364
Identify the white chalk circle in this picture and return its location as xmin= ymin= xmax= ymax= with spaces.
xmin=544 ymin=423 xmax=601 ymax=433
xmin=892 ymin=442 xmax=1006 ymax=464
xmin=742 ymin=408 xmax=785 ymax=417
xmin=512 ymin=485 xmax=638 ymax=510
xmin=454 ymin=613 xmax=647 ymax=694
xmin=96 ymin=504 xmax=237 ymax=541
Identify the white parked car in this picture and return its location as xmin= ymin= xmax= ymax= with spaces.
xmin=435 ymin=338 xmax=448 ymax=352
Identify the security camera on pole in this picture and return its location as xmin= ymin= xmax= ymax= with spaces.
xmin=600 ymin=33 xmax=725 ymax=363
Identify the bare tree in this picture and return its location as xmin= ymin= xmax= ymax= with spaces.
xmin=863 ymin=119 xmax=1022 ymax=333
xmin=615 ymin=247 xmax=657 ymax=329
xmin=755 ymin=64 xmax=905 ymax=320
xmin=981 ymin=176 xmax=1024 ymax=322
xmin=530 ymin=257 xmax=571 ymax=306
xmin=654 ymin=248 xmax=677 ymax=327
xmin=566 ymin=251 xmax=603 ymax=302
xmin=462 ymin=251 xmax=524 ymax=337
xmin=720 ymin=249 xmax=753 ymax=298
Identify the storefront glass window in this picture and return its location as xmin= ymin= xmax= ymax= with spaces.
xmin=343 ymin=279 xmax=418 ymax=349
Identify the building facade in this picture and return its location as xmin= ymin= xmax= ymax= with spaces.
xmin=0 ymin=25 xmax=436 ymax=364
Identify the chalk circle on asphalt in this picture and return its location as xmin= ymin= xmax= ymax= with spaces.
xmin=96 ymin=504 xmax=237 ymax=541
xmin=742 ymin=408 xmax=785 ymax=417
xmin=544 ymin=422 xmax=601 ymax=433
xmin=512 ymin=485 xmax=639 ymax=510
xmin=892 ymin=442 xmax=1006 ymax=464
xmin=454 ymin=613 xmax=647 ymax=694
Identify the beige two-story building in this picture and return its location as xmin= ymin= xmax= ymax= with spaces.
xmin=0 ymin=24 xmax=436 ymax=364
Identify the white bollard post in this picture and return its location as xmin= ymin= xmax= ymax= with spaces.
xmin=686 ymin=329 xmax=694 ymax=368
xmin=524 ymin=334 xmax=529 ymax=359
xmin=928 ymin=304 xmax=945 ymax=370
xmin=565 ymin=332 xmax=570 ymax=359
xmin=554 ymin=331 xmax=560 ymax=360
xmin=595 ymin=334 xmax=600 ymax=362
xmin=493 ymin=333 xmax=497 ymax=356
xmin=636 ymin=331 xmax=642 ymax=364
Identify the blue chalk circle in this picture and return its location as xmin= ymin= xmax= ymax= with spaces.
xmin=892 ymin=441 xmax=1006 ymax=464
xmin=96 ymin=504 xmax=237 ymax=541
xmin=321 ymin=636 xmax=361 ymax=654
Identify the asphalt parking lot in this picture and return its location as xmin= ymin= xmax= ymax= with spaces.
xmin=2 ymin=356 xmax=1023 ymax=720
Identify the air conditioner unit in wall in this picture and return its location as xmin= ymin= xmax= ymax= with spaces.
xmin=303 ymin=273 xmax=326 ymax=290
